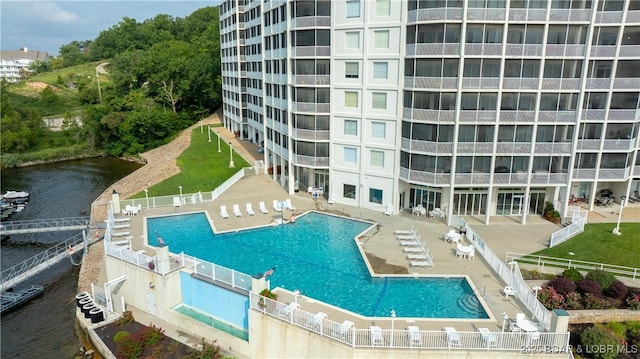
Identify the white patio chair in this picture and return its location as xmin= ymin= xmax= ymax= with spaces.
xmin=308 ymin=311 xmax=327 ymax=331
xmin=245 ymin=203 xmax=255 ymax=216
xmin=220 ymin=205 xmax=229 ymax=219
xmin=444 ymin=327 xmax=461 ymax=348
xmin=259 ymin=201 xmax=269 ymax=214
xmin=233 ymin=204 xmax=242 ymax=217
xmin=502 ymin=286 xmax=517 ymax=299
xmin=383 ymin=205 xmax=393 ymax=216
xmin=407 ymin=326 xmax=422 ymax=346
xmin=478 ymin=328 xmax=497 ymax=348
xmin=370 ymin=326 xmax=384 ymax=346
xmin=285 ymin=198 xmax=296 ymax=211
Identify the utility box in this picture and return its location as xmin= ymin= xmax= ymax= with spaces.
xmin=550 ymin=308 xmax=570 ymax=333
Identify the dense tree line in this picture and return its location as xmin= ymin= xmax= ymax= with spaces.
xmin=1 ymin=6 xmax=221 ymax=160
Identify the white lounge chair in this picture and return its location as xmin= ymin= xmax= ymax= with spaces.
xmin=259 ymin=201 xmax=269 ymax=214
xmin=370 ymin=326 xmax=384 ymax=346
xmin=173 ymin=196 xmax=182 ymax=208
xmin=407 ymin=253 xmax=430 ymax=260
xmin=246 ymin=203 xmax=255 ymax=216
xmin=233 ymin=204 xmax=242 ymax=217
xmin=384 ymin=205 xmax=393 ymax=216
xmin=327 ymin=195 xmax=335 ymax=205
xmin=403 ymin=245 xmax=425 ymax=253
xmin=396 ymin=233 xmax=419 ymax=240
xmin=394 ymin=226 xmax=416 ymax=235
xmin=336 ymin=320 xmax=354 ymax=338
xmin=273 ymin=200 xmax=282 ymax=212
xmin=220 ymin=205 xmax=229 ymax=219
xmin=502 ymin=286 xmax=517 ymax=299
xmin=411 ymin=254 xmax=434 ymax=268
xmin=399 ymin=239 xmax=421 ymax=246
xmin=444 ymin=327 xmax=461 ymax=348
xmin=279 ymin=302 xmax=299 ymax=319
xmin=308 ymin=311 xmax=327 ymax=331
xmin=478 ymin=328 xmax=497 ymax=348
xmin=407 ymin=326 xmax=422 ymax=346
xmin=285 ymin=198 xmax=296 ymax=211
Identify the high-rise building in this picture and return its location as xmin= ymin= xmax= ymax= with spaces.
xmin=219 ymin=0 xmax=640 ymax=224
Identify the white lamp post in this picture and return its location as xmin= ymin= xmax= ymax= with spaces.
xmin=208 ymin=125 xmax=211 ymax=142
xmin=294 ymin=289 xmax=300 ymax=304
xmin=178 ymin=186 xmax=183 ymax=205
xmin=390 ymin=309 xmax=396 ymax=347
xmin=612 ymin=195 xmax=626 ymax=235
xmin=144 ymin=189 xmax=149 ymax=209
xmin=217 ymin=131 xmax=221 ymax=152
xmin=229 ymin=142 xmax=235 ymax=168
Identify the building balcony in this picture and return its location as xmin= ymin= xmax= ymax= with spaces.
xmin=455 ymin=142 xmax=494 ymax=154
xmin=572 ymin=169 xmax=596 ymax=179
xmin=403 ymin=108 xmax=455 ymax=122
xmin=508 ymin=8 xmax=547 ymax=22
xmin=533 ymin=142 xmax=572 ymax=154
xmin=576 ymin=139 xmax=600 ymax=151
xmin=466 ymin=7 xmax=506 ymax=21
xmin=505 ymin=44 xmax=544 ymax=57
xmin=599 ymin=167 xmax=631 ymax=179
xmin=400 ymin=138 xmax=453 ymax=154
xmin=626 ymin=10 xmax=640 ymax=23
xmin=549 ymin=9 xmax=591 ymax=22
xmin=530 ymin=172 xmax=568 ymax=184
xmin=290 ymin=16 xmax=330 ymax=29
xmin=493 ymin=172 xmax=529 ymax=185
xmin=405 ymin=43 xmax=460 ymax=56
xmin=292 ymin=154 xmax=329 ymax=167
xmin=495 ymin=142 xmax=532 ymax=154
xmin=291 ymin=129 xmax=330 ymax=141
xmin=545 ymin=44 xmax=586 ymax=57
xmin=292 ymin=75 xmax=330 ymax=86
xmin=613 ymin=78 xmax=640 ymax=89
xmin=399 ymin=168 xmax=451 ymax=185
xmin=291 ymin=46 xmax=330 ymax=57
xmin=619 ymin=45 xmax=640 ymax=57
xmin=584 ymin=77 xmax=611 ymax=89
xmin=595 ymin=11 xmax=624 ymax=24
xmin=603 ymin=138 xmax=636 ymax=151
xmin=464 ymin=43 xmax=503 ymax=56
xmin=458 ymin=110 xmax=498 ymax=122
xmin=499 ymin=111 xmax=535 ymax=123
xmin=453 ymin=173 xmax=491 ymax=185
xmin=407 ymin=7 xmax=462 ymax=23
xmin=404 ymin=76 xmax=457 ymax=90
xmin=537 ymin=111 xmax=577 ymax=123
xmin=608 ymin=109 xmax=639 ymax=121
xmin=461 ymin=77 xmax=500 ymax=89
xmin=291 ymin=102 xmax=330 ymax=114
xmin=581 ymin=109 xmax=606 ymax=121
xmin=540 ymin=78 xmax=580 ymax=90
xmin=634 ymin=165 xmax=640 ymax=176
xmin=502 ymin=77 xmax=539 ymax=90
xmin=590 ymin=45 xmax=617 ymax=57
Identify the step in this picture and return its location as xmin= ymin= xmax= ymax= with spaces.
xmin=114 ymin=217 xmax=130 ymax=223
xmin=113 ymin=224 xmax=130 ymax=230
xmin=112 ymin=231 xmax=130 ymax=237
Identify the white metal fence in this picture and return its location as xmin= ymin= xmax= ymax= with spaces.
xmin=505 ymin=252 xmax=640 ymax=281
xmin=548 ymin=208 xmax=588 ymax=247
xmin=251 ymin=293 xmax=570 ymax=352
xmin=451 ymin=215 xmax=553 ymax=331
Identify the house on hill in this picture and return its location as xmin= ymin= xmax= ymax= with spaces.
xmin=0 ymin=47 xmax=49 ymax=83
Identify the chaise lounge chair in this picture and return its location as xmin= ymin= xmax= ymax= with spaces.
xmin=173 ymin=196 xmax=182 ymax=208
xmin=399 ymin=239 xmax=422 ymax=246
xmin=220 ymin=205 xmax=229 ymax=219
xmin=407 ymin=326 xmax=422 ymax=346
xmin=259 ymin=201 xmax=269 ymax=214
xmin=246 ymin=203 xmax=255 ymax=216
xmin=370 ymin=326 xmax=384 ymax=346
xmin=273 ymin=200 xmax=282 ymax=212
xmin=233 ymin=204 xmax=242 ymax=217
xmin=394 ymin=226 xmax=416 ymax=235
xmin=397 ymin=233 xmax=419 ymax=240
xmin=285 ymin=198 xmax=296 ymax=211
xmin=444 ymin=327 xmax=461 ymax=348
xmin=403 ymin=244 xmax=426 ymax=253
xmin=411 ymin=255 xmax=434 ymax=268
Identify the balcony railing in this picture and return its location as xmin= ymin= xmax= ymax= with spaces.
xmin=581 ymin=109 xmax=606 ymax=121
xmin=400 ymin=169 xmax=450 ymax=185
xmin=292 ymin=75 xmax=330 ymax=86
xmin=495 ymin=142 xmax=532 ymax=154
xmin=537 ymin=111 xmax=577 ymax=123
xmin=458 ymin=110 xmax=498 ymax=122
xmin=595 ymin=11 xmax=624 ymax=23
xmin=508 ymin=8 xmax=547 ymax=21
xmin=493 ymin=173 xmax=529 ymax=185
xmin=404 ymin=76 xmax=457 ymax=90
xmin=291 ymin=46 xmax=330 ymax=57
xmin=405 ymin=43 xmax=460 ymax=56
xmin=540 ymin=78 xmax=580 ymax=90
xmin=619 ymin=45 xmax=640 ymax=57
xmin=291 ymin=102 xmax=330 ymax=113
xmin=467 ymin=7 xmax=506 ymax=21
xmin=608 ymin=109 xmax=638 ymax=121
xmin=455 ymin=142 xmax=494 ymax=154
xmin=613 ymin=78 xmax=640 ymax=89
xmin=549 ymin=9 xmax=591 ymax=21
xmin=290 ymin=16 xmax=330 ymax=29
xmin=533 ymin=142 xmax=572 ymax=154
xmin=292 ymin=128 xmax=330 ymax=141
xmin=401 ymin=138 xmax=453 ymax=154
xmin=499 ymin=111 xmax=535 ymax=122
xmin=404 ymin=108 xmax=455 ymax=122
xmin=572 ymin=169 xmax=596 ymax=179
xmin=585 ymin=77 xmax=611 ymax=89
xmin=407 ymin=7 xmax=462 ymax=22
xmin=530 ymin=172 xmax=568 ymax=184
xmin=504 ymin=44 xmax=544 ymax=57
xmin=464 ymin=43 xmax=503 ymax=56
xmin=590 ymin=45 xmax=617 ymax=57
xmin=291 ymin=154 xmax=329 ymax=167
xmin=598 ymin=167 xmax=631 ymax=179
xmin=603 ymin=138 xmax=635 ymax=151
xmin=461 ymin=77 xmax=500 ymax=89
xmin=453 ymin=173 xmax=491 ymax=185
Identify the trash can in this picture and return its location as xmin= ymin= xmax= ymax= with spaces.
xmin=75 ymin=292 xmax=90 ymax=307
xmin=89 ymin=307 xmax=105 ymax=323
xmin=78 ymin=296 xmax=92 ymax=309
xmin=82 ymin=303 xmax=96 ymax=318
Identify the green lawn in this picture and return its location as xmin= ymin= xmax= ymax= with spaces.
xmin=532 ymin=222 xmax=640 ymax=268
xmin=129 ymin=127 xmax=249 ymax=198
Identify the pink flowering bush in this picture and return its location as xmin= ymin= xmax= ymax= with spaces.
xmin=538 ymin=286 xmax=565 ymax=309
xmin=564 ymin=291 xmax=583 ymax=310
xmin=627 ymin=292 xmax=640 ymax=310
xmin=583 ymin=293 xmax=611 ymax=309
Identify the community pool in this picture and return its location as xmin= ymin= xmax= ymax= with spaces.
xmin=147 ymin=211 xmax=489 ymax=319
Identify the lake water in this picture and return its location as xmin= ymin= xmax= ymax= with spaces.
xmin=1 ymin=158 xmax=142 ymax=359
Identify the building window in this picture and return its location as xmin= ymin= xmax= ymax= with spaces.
xmin=374 ymin=30 xmax=390 ymax=48
xmin=372 ymin=92 xmax=387 ymax=109
xmin=343 ymin=184 xmax=356 ymax=199
xmin=345 ymin=62 xmax=359 ymax=78
xmin=346 ymin=31 xmax=360 ymax=49
xmin=373 ymin=62 xmax=388 ymax=79
xmin=375 ymin=0 xmax=391 ymax=16
xmin=369 ymin=188 xmax=383 ymax=204
xmin=344 ymin=147 xmax=357 ymax=163
xmin=346 ymin=0 xmax=360 ymax=18
xmin=344 ymin=119 xmax=358 ymax=136
xmin=345 ymin=91 xmax=358 ymax=108
xmin=371 ymin=150 xmax=384 ymax=167
xmin=372 ymin=121 xmax=386 ymax=138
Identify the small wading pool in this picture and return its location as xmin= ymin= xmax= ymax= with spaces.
xmin=147 ymin=211 xmax=489 ymax=319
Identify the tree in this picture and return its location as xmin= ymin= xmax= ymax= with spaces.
xmin=58 ymin=41 xmax=89 ymax=67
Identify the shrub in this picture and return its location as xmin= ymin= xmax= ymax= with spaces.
xmin=604 ymin=322 xmax=627 ymax=340
xmin=578 ymin=279 xmax=603 ymax=296
xmin=627 ymin=292 xmax=640 ymax=310
xmin=186 ymin=337 xmax=225 ymax=359
xmin=114 ymin=331 xmax=132 ymax=344
xmin=583 ymin=293 xmax=611 ymax=309
xmin=548 ymin=276 xmax=577 ymax=296
xmin=605 ymin=280 xmax=628 ymax=301
xmin=521 ymin=269 xmax=556 ymax=280
xmin=538 ymin=286 xmax=564 ymax=309
xmin=580 ymin=326 xmax=622 ymax=359
xmin=562 ymin=268 xmax=583 ymax=283
xmin=564 ymin=291 xmax=583 ymax=310
xmin=138 ymin=323 xmax=165 ymax=346
xmin=586 ymin=269 xmax=616 ymax=290
xmin=115 ymin=310 xmax=135 ymax=326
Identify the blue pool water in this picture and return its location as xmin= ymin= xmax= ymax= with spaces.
xmin=147 ymin=211 xmax=488 ymax=319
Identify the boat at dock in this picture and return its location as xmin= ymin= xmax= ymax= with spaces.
xmin=1 ymin=191 xmax=30 ymax=221
xmin=1 ymin=191 xmax=30 ymax=204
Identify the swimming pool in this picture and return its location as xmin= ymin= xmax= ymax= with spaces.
xmin=147 ymin=211 xmax=489 ymax=319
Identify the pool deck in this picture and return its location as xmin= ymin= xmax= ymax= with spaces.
xmin=105 ymin=174 xmax=565 ymax=335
